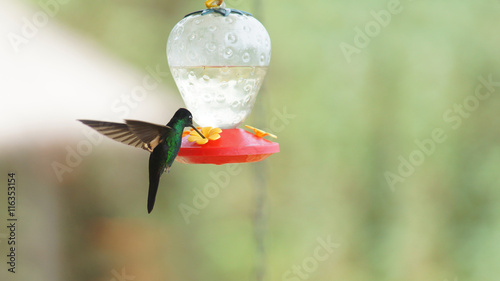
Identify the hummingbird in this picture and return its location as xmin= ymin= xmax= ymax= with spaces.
xmin=78 ymin=108 xmax=204 ymax=213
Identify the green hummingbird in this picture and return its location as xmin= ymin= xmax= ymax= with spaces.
xmin=78 ymin=108 xmax=204 ymax=213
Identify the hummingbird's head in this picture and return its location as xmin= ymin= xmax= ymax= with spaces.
xmin=172 ymin=108 xmax=194 ymax=126
xmin=172 ymin=108 xmax=205 ymax=139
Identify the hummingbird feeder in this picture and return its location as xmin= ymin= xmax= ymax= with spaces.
xmin=167 ymin=0 xmax=279 ymax=165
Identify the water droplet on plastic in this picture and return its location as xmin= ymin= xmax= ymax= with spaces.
xmin=226 ymin=33 xmax=237 ymax=44
xmin=216 ymin=94 xmax=225 ymax=103
xmin=205 ymin=42 xmax=216 ymax=52
xmin=242 ymin=52 xmax=250 ymax=63
xmin=173 ymin=26 xmax=184 ymax=40
xmin=223 ymin=47 xmax=233 ymax=58
xmin=244 ymin=84 xmax=253 ymax=92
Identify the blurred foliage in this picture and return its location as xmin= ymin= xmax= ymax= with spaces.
xmin=6 ymin=0 xmax=500 ymax=280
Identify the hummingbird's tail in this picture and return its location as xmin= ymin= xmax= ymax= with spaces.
xmin=148 ymin=149 xmax=166 ymax=214
xmin=147 ymin=175 xmax=160 ymax=214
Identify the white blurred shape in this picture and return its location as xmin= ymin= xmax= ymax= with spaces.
xmin=0 ymin=1 xmax=181 ymax=148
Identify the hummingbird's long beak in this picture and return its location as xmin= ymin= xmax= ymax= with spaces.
xmin=191 ymin=125 xmax=205 ymax=139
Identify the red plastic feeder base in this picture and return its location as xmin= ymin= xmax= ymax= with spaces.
xmin=176 ymin=128 xmax=279 ymax=165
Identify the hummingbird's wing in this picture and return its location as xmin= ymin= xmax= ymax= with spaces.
xmin=78 ymin=119 xmax=170 ymax=152
xmin=78 ymin=119 xmax=146 ymax=149
xmin=124 ymin=120 xmax=171 ymax=152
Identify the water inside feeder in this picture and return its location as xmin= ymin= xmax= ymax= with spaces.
xmin=171 ymin=66 xmax=267 ymax=129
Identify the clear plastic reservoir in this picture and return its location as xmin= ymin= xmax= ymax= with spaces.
xmin=167 ymin=11 xmax=271 ymax=128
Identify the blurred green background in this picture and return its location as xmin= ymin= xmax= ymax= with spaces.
xmin=1 ymin=0 xmax=500 ymax=280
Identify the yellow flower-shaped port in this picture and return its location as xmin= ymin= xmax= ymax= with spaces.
xmin=245 ymin=125 xmax=277 ymax=139
xmin=187 ymin=127 xmax=222 ymax=145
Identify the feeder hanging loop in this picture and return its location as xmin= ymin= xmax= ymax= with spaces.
xmin=205 ymin=0 xmax=224 ymax=8
xmin=185 ymin=0 xmax=251 ymax=17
